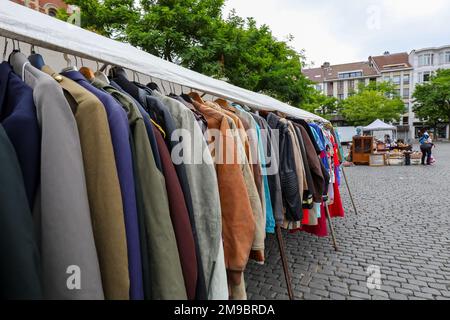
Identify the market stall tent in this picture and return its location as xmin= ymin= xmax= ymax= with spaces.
xmin=0 ymin=1 xmax=327 ymax=122
xmin=363 ymin=119 xmax=397 ymax=141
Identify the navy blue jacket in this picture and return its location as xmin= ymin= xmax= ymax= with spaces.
xmin=0 ymin=62 xmax=40 ymax=209
xmin=62 ymin=70 xmax=144 ymax=300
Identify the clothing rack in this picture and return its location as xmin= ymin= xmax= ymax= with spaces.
xmin=0 ymin=2 xmax=347 ymax=301
xmin=0 ymin=37 xmax=298 ymax=300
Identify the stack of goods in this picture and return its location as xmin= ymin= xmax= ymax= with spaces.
xmin=410 ymin=152 xmax=423 ymax=165
xmin=0 ymin=51 xmax=344 ymax=300
xmin=386 ymin=150 xmax=404 ymax=166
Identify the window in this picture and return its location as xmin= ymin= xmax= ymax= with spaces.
xmin=383 ymin=76 xmax=391 ymax=82
xmin=315 ymin=84 xmax=322 ymax=92
xmin=394 ymin=89 xmax=401 ymax=97
xmin=403 ymin=88 xmax=410 ymax=99
xmin=338 ymin=71 xmax=363 ymax=79
xmin=338 ymin=81 xmax=344 ymax=91
xmin=423 ymin=72 xmax=431 ymax=82
xmin=445 ymin=51 xmax=450 ymax=64
xmin=44 ymin=3 xmax=59 ymax=17
xmin=348 ymin=80 xmax=355 ymax=90
xmin=403 ymin=74 xmax=410 ymax=84
xmin=47 ymin=8 xmax=58 ymax=17
xmin=392 ymin=75 xmax=401 ymax=85
xmin=337 ymin=94 xmax=344 ymax=100
xmin=418 ymin=53 xmax=434 ymax=66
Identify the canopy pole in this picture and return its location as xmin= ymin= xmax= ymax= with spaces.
xmin=275 ymin=224 xmax=294 ymax=300
xmin=324 ymin=203 xmax=339 ymax=251
xmin=341 ymin=167 xmax=358 ymax=215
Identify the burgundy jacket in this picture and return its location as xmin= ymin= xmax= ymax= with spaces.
xmin=153 ymin=126 xmax=198 ymax=300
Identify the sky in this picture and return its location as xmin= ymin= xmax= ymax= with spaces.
xmin=223 ymin=0 xmax=450 ymax=68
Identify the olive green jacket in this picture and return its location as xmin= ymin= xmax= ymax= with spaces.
xmin=92 ymin=79 xmax=187 ymax=300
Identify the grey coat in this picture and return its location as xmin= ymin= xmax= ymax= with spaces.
xmin=9 ymin=52 xmax=104 ymax=300
xmin=152 ymin=92 xmax=227 ymax=299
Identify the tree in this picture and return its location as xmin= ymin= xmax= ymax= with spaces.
xmin=340 ymin=82 xmax=405 ymax=126
xmin=301 ymin=88 xmax=338 ymax=120
xmin=413 ymin=69 xmax=450 ymax=139
xmin=60 ymin=1 xmax=312 ymax=110
xmin=62 ymin=0 xmax=138 ymax=39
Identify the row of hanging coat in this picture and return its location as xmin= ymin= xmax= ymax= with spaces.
xmin=0 ymin=45 xmax=344 ymax=300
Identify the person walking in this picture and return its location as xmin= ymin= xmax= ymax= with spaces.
xmin=419 ymin=129 xmax=433 ymax=165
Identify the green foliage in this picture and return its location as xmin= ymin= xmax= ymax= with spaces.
xmin=63 ymin=0 xmax=138 ymax=38
xmin=301 ymin=89 xmax=338 ymax=120
xmin=340 ymin=82 xmax=405 ymax=126
xmin=413 ymin=69 xmax=450 ymax=128
xmin=61 ymin=0 xmax=312 ymax=109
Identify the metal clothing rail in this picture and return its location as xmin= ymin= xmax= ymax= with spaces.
xmin=0 ymin=0 xmax=327 ymax=123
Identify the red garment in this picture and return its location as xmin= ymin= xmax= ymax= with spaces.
xmin=330 ymin=136 xmax=345 ymax=218
xmin=329 ymin=182 xmax=345 ymax=218
xmin=301 ymin=203 xmax=328 ymax=237
xmin=153 ymin=127 xmax=197 ymax=300
xmin=301 ymin=208 xmax=309 ymax=225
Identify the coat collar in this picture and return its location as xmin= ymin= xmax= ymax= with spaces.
xmin=61 ymin=70 xmax=88 ymax=83
xmin=0 ymin=62 xmax=12 ymax=115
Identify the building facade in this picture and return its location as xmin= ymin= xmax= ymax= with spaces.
xmin=369 ymin=53 xmax=413 ymax=140
xmin=11 ymin=0 xmax=67 ymax=15
xmin=303 ymin=61 xmax=379 ymax=101
xmin=409 ymin=45 xmax=450 ymax=139
xmin=304 ymin=49 xmax=449 ymax=140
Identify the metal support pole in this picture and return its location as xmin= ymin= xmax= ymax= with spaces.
xmin=275 ymin=225 xmax=294 ymax=300
xmin=324 ymin=204 xmax=339 ymax=252
xmin=341 ymin=167 xmax=358 ymax=215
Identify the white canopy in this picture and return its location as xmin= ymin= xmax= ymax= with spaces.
xmin=363 ymin=119 xmax=397 ymax=132
xmin=0 ymin=1 xmax=327 ymax=122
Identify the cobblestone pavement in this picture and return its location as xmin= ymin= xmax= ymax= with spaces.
xmin=246 ymin=143 xmax=450 ymax=300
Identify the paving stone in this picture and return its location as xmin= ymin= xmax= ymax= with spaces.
xmin=413 ymin=292 xmax=435 ymax=300
xmin=349 ymin=284 xmax=369 ymax=294
xmin=395 ymin=287 xmax=414 ymax=295
xmin=328 ymin=286 xmax=350 ymax=296
xmin=330 ymin=293 xmax=346 ymax=300
xmin=389 ymin=292 xmax=408 ymax=300
xmin=370 ymin=290 xmax=389 ymax=298
xmin=350 ymin=291 xmax=371 ymax=300
xmin=420 ymin=287 xmax=442 ymax=296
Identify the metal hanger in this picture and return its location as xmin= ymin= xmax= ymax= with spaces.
xmin=161 ymin=81 xmax=169 ymax=95
xmin=62 ymin=53 xmax=78 ymax=72
xmin=2 ymin=37 xmax=9 ymax=61
xmin=12 ymin=39 xmax=21 ymax=52
xmin=94 ymin=61 xmax=110 ymax=84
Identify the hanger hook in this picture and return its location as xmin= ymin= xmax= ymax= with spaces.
xmin=30 ymin=44 xmax=36 ymax=55
xmin=2 ymin=38 xmax=9 ymax=61
xmin=15 ymin=40 xmax=21 ymax=51
xmin=63 ymin=53 xmax=72 ymax=67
